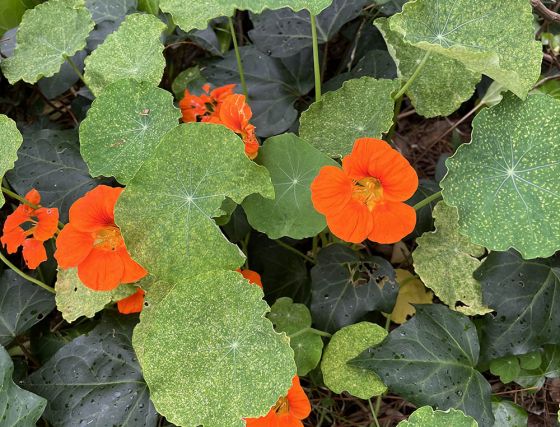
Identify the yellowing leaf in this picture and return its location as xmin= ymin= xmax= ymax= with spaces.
xmin=388 ymin=269 xmax=433 ymax=324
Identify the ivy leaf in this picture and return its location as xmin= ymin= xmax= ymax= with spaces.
xmin=375 ymin=17 xmax=480 ymax=118
xmin=80 ymin=79 xmax=181 ymax=184
xmin=397 ymin=406 xmax=478 ymax=427
xmin=412 ymin=202 xmax=491 ymax=316
xmin=0 ymin=114 xmax=22 ymax=208
xmin=310 ymin=244 xmax=398 ymax=333
xmin=514 ymin=345 xmax=560 ymax=388
xmin=299 ymin=77 xmax=399 ymax=157
xmin=0 ymin=346 xmax=46 ymax=426
xmin=115 ymin=122 xmax=273 ymax=283
xmin=389 ymin=0 xmax=542 ymax=98
xmin=1 ymin=0 xmax=94 ymax=84
xmin=132 ymin=270 xmax=296 ymax=427
xmin=243 ymin=133 xmax=337 ymax=239
xmin=351 ymin=304 xmax=494 ymax=426
xmin=83 ymin=13 xmax=166 ymax=95
xmin=388 ymin=269 xmax=433 ymax=324
xmin=491 ymin=399 xmax=527 ymax=427
xmin=321 ymin=322 xmax=387 ymax=399
xmin=268 ymin=297 xmax=323 ymax=375
xmin=442 ymin=94 xmax=560 ymax=259
xmin=489 ymin=356 xmax=521 ymax=384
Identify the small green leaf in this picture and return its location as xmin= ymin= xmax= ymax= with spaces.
xmin=514 ymin=345 xmax=560 ymax=388
xmin=489 ymin=356 xmax=521 ymax=384
xmin=518 ymin=352 xmax=542 ymax=371
xmin=243 ymin=133 xmax=337 ymax=239
xmin=83 ymin=13 xmax=166 ymax=95
xmin=321 ymin=322 xmax=387 ymax=399
xmin=80 ymin=79 xmax=180 ymax=184
xmin=491 ymin=399 xmax=527 ymax=427
xmin=171 ymin=66 xmax=205 ymax=99
xmin=397 ymin=406 xmax=478 ymax=427
xmin=133 ymin=271 xmax=296 ymax=427
xmin=1 ymin=0 xmax=94 ymax=84
xmin=0 ymin=114 xmax=22 ymax=207
xmin=299 ymin=77 xmax=399 ymax=157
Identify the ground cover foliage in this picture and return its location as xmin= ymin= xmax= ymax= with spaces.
xmin=1 ymin=0 xmax=560 ymax=426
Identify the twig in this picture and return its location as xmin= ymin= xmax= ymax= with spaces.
xmin=531 ymin=0 xmax=560 ymax=21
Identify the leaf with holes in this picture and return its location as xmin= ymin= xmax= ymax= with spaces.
xmin=441 ymin=94 xmax=560 ymax=259
xmin=351 ymin=304 xmax=494 ymax=426
xmin=299 ymin=77 xmax=399 ymax=157
xmin=397 ymin=406 xmax=478 ymax=427
xmin=0 ymin=0 xmax=94 ymax=84
xmin=133 ymin=270 xmax=296 ymax=427
xmin=243 ymin=134 xmax=337 ymax=239
xmin=115 ymin=123 xmax=273 ymax=283
xmin=80 ymin=79 xmax=180 ymax=184
xmin=0 ymin=114 xmax=22 ymax=208
xmin=389 ymin=0 xmax=542 ymax=98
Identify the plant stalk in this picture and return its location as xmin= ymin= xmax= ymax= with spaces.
xmin=393 ymin=50 xmax=431 ymax=100
xmin=413 ymin=190 xmax=442 ymax=211
xmin=0 ymin=251 xmax=55 ymax=294
xmin=228 ymin=16 xmax=248 ymax=99
xmin=310 ymin=13 xmax=322 ymax=101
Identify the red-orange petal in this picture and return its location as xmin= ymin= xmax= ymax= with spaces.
xmin=245 ymin=410 xmax=277 ymax=427
xmin=310 ymin=166 xmax=353 ymax=217
xmin=77 ymin=248 xmax=124 ymax=291
xmin=1 ymin=227 xmax=26 ymax=253
xmin=25 ymin=188 xmax=41 ymax=206
xmin=33 ymin=207 xmax=60 ymax=241
xmin=118 ymin=247 xmax=148 ymax=283
xmin=342 ymin=138 xmax=394 ymax=180
xmin=326 ymin=198 xmax=374 ymax=243
xmin=69 ymin=185 xmax=123 ymax=232
xmin=117 ymin=288 xmax=145 ymax=314
xmin=3 ymin=205 xmax=30 ymax=233
xmin=287 ymin=376 xmax=311 ymax=420
xmin=219 ymin=94 xmax=252 ymax=134
xmin=54 ymin=224 xmax=94 ymax=268
xmin=21 ymin=239 xmax=47 ymax=269
xmin=368 ymin=201 xmax=416 ymax=244
xmin=210 ymin=83 xmax=236 ymax=101
xmin=237 ymin=269 xmax=263 ymax=288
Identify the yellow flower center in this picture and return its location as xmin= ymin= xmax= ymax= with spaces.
xmin=93 ymin=226 xmax=124 ymax=251
xmin=351 ymin=177 xmax=384 ymax=211
xmin=273 ymin=396 xmax=290 ymax=415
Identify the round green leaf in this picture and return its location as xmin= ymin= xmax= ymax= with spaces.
xmin=1 ymin=0 xmax=94 ymax=84
xmin=441 ymin=94 xmax=560 ymax=259
xmin=397 ymin=406 xmax=478 ymax=427
xmin=321 ymin=322 xmax=387 ymax=399
xmin=84 ymin=13 xmax=166 ymax=95
xmin=133 ymin=271 xmax=296 ymax=427
xmin=299 ymin=77 xmax=399 ymax=157
xmin=115 ymin=122 xmax=274 ymax=283
xmin=80 ymin=79 xmax=180 ymax=184
xmin=0 ymin=114 xmax=23 ymax=207
xmin=243 ymin=133 xmax=337 ymax=239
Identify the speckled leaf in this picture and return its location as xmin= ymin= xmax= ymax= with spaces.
xmin=397 ymin=406 xmax=478 ymax=427
xmin=0 ymin=114 xmax=22 ymax=207
xmin=133 ymin=270 xmax=296 ymax=427
xmin=299 ymin=77 xmax=399 ymax=157
xmin=388 ymin=269 xmax=433 ymax=324
xmin=115 ymin=122 xmax=273 ymax=283
xmin=321 ymin=322 xmax=387 ymax=399
xmin=1 ymin=0 xmax=94 ymax=84
xmin=83 ymin=13 xmax=166 ymax=95
xmin=268 ymin=297 xmax=323 ymax=375
xmin=243 ymin=133 xmax=337 ymax=239
xmin=491 ymin=399 xmax=527 ymax=427
xmin=352 ymin=304 xmax=494 ymax=427
xmin=389 ymin=0 xmax=542 ymax=98
xmin=80 ymin=79 xmax=180 ymax=184
xmin=412 ymin=202 xmax=490 ymax=316
xmin=375 ymin=17 xmax=480 ymax=118
xmin=441 ymin=94 xmax=560 ymax=259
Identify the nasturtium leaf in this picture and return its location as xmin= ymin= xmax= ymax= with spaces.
xmin=442 ymin=94 xmax=560 ymax=259
xmin=83 ymin=13 xmax=166 ymax=95
xmin=389 ymin=0 xmax=542 ymax=98
xmin=269 ymin=297 xmax=323 ymax=375
xmin=375 ymin=17 xmax=480 ymax=118
xmin=115 ymin=123 xmax=273 ymax=283
xmin=38 ymin=50 xmax=87 ymax=100
xmin=0 ymin=0 xmax=94 ymax=84
xmin=299 ymin=77 xmax=399 ymax=157
xmin=351 ymin=304 xmax=494 ymax=426
xmin=86 ymin=0 xmax=136 ymax=23
xmin=0 ymin=346 xmax=46 ymax=427
xmin=133 ymin=270 xmax=296 ymax=427
xmin=412 ymin=202 xmax=491 ymax=316
xmin=397 ymin=406 xmax=478 ymax=427
xmin=388 ymin=269 xmax=432 ymax=324
xmin=321 ymin=322 xmax=387 ymax=399
xmin=243 ymin=134 xmax=337 ymax=239
xmin=518 ymin=351 xmax=542 ymax=371
xmin=54 ymin=268 xmax=137 ymax=323
xmin=25 ymin=314 xmax=158 ymax=427
xmin=311 ymin=244 xmax=398 ymax=333
xmin=0 ymin=114 xmax=22 ymax=208
xmin=514 ymin=345 xmax=560 ymax=388
xmin=0 ymin=0 xmax=40 ymax=38
xmin=80 ymin=79 xmax=180 ymax=184
xmin=491 ymin=399 xmax=527 ymax=427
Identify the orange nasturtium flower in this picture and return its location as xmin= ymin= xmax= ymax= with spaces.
xmin=245 ymin=376 xmax=311 ymax=427
xmin=1 ymin=189 xmax=59 ymax=269
xmin=179 ymin=83 xmax=236 ymax=123
xmin=117 ymin=288 xmax=145 ymax=314
xmin=237 ymin=268 xmax=263 ymax=288
xmin=311 ymin=138 xmax=418 ymax=244
xmin=54 ymin=185 xmax=147 ymax=291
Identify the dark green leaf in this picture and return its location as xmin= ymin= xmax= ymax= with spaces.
xmin=38 ymin=50 xmax=86 ymax=99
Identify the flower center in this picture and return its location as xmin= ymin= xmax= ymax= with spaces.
xmin=351 ymin=177 xmax=384 ymax=211
xmin=273 ymin=396 xmax=290 ymax=415
xmin=93 ymin=226 xmax=124 ymax=251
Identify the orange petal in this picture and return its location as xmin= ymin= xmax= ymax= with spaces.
xmin=54 ymin=224 xmax=94 ymax=268
xmin=368 ymin=202 xmax=416 ymax=244
xmin=21 ymin=239 xmax=47 ymax=269
xmin=326 ymin=198 xmax=374 ymax=243
xmin=1 ymin=227 xmax=26 ymax=253
xmin=237 ymin=269 xmax=263 ymax=288
xmin=117 ymin=288 xmax=145 ymax=314
xmin=287 ymin=376 xmax=311 ymax=420
xmin=342 ymin=138 xmax=394 ymax=180
xmin=69 ymin=185 xmax=123 ymax=232
xmin=118 ymin=247 xmax=148 ymax=283
xmin=245 ymin=410 xmax=278 ymax=427
xmin=310 ymin=166 xmax=353 ymax=217
xmin=210 ymin=83 xmax=236 ymax=101
xmin=243 ymin=125 xmax=260 ymax=159
xmin=33 ymin=207 xmax=59 ymax=241
xmin=3 ymin=205 xmax=30 ymax=233
xmin=276 ymin=416 xmax=303 ymax=427
xmin=77 ymin=248 xmax=124 ymax=291
xmin=219 ymin=94 xmax=252 ymax=134
xmin=25 ymin=188 xmax=41 ymax=206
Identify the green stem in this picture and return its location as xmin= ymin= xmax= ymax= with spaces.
xmin=64 ymin=55 xmax=92 ymax=93
xmin=368 ymin=399 xmax=381 ymax=427
xmin=393 ymin=50 xmax=431 ymax=100
xmin=274 ymin=239 xmax=316 ymax=264
xmin=0 ymin=251 xmax=55 ymax=294
xmin=228 ymin=16 xmax=248 ymax=99
xmin=1 ymin=186 xmax=65 ymax=229
xmin=413 ymin=190 xmax=442 ymax=211
xmin=310 ymin=13 xmax=322 ymax=102
xmin=289 ymin=326 xmax=331 ymax=339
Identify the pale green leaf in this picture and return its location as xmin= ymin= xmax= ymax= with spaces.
xmin=83 ymin=13 xmax=166 ymax=95
xmin=321 ymin=322 xmax=387 ymax=399
xmin=1 ymin=0 xmax=94 ymax=84
xmin=115 ymin=122 xmax=273 ymax=283
xmin=243 ymin=134 xmax=337 ymax=239
xmin=441 ymin=94 xmax=560 ymax=259
xmin=389 ymin=0 xmax=542 ymax=98
xmin=80 ymin=79 xmax=180 ymax=184
xmin=299 ymin=77 xmax=399 ymax=157
xmin=412 ymin=202 xmax=490 ymax=315
xmin=133 ymin=270 xmax=296 ymax=427
xmin=397 ymin=406 xmax=478 ymax=427
xmin=0 ymin=114 xmax=22 ymax=207
xmin=492 ymin=399 xmax=527 ymax=427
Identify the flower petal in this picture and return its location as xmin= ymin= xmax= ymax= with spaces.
xmin=118 ymin=247 xmax=148 ymax=283
xmin=33 ymin=207 xmax=59 ymax=241
xmin=310 ymin=166 xmax=353 ymax=217
xmin=3 ymin=205 xmax=30 ymax=233
xmin=326 ymin=198 xmax=373 ymax=243
xmin=117 ymin=288 xmax=145 ymax=314
xmin=245 ymin=410 xmax=278 ymax=427
xmin=219 ymin=94 xmax=252 ymax=134
xmin=25 ymin=188 xmax=41 ymax=206
xmin=287 ymin=376 xmax=311 ymax=420
xmin=54 ymin=224 xmax=94 ymax=268
xmin=237 ymin=269 xmax=263 ymax=288
xmin=22 ymin=239 xmax=47 ymax=269
xmin=77 ymin=248 xmax=124 ymax=291
xmin=342 ymin=138 xmax=393 ymax=180
xmin=1 ymin=227 xmax=26 ymax=253
xmin=369 ymin=201 xmax=416 ymax=244
xmin=69 ymin=185 xmax=122 ymax=232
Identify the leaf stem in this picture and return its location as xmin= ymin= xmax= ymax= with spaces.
xmin=228 ymin=16 xmax=248 ymax=99
xmin=274 ymin=239 xmax=316 ymax=264
xmin=64 ymin=55 xmax=92 ymax=94
xmin=413 ymin=190 xmax=442 ymax=211
xmin=0 ymin=250 xmax=55 ymax=294
xmin=289 ymin=326 xmax=331 ymax=339
xmin=310 ymin=13 xmax=322 ymax=101
xmin=393 ymin=50 xmax=431 ymax=100
xmin=368 ymin=398 xmax=381 ymax=427
xmin=1 ymin=186 xmax=65 ymax=229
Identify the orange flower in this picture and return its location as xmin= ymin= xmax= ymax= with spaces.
xmin=117 ymin=288 xmax=145 ymax=314
xmin=311 ymin=138 xmax=418 ymax=244
xmin=54 ymin=185 xmax=147 ymax=291
xmin=179 ymin=83 xmax=236 ymax=123
xmin=245 ymin=376 xmax=311 ymax=427
xmin=1 ymin=189 xmax=59 ymax=269
xmin=237 ymin=268 xmax=263 ymax=288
